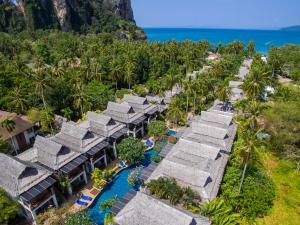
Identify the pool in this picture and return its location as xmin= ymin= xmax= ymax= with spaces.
xmin=167 ymin=129 xmax=177 ymax=136
xmin=86 ymin=150 xmax=156 ymax=224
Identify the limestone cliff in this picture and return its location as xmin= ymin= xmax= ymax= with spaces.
xmin=0 ymin=0 xmax=145 ymax=39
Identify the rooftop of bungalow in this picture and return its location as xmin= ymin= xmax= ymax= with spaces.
xmin=187 ymin=66 xmax=212 ymax=80
xmin=103 ymin=101 xmax=146 ymax=125
xmin=0 ymin=153 xmax=54 ymax=199
xmin=182 ymin=110 xmax=237 ymax=153
xmin=229 ymin=81 xmax=244 ymax=89
xmin=164 ymin=84 xmax=184 ymax=104
xmin=113 ymin=191 xmax=211 ymax=225
xmin=207 ymin=100 xmax=234 ymax=116
xmin=146 ymin=139 xmax=228 ymax=200
xmin=123 ymin=95 xmax=158 ymax=116
xmin=53 ymin=121 xmax=109 ymax=156
xmin=78 ymin=111 xmax=127 ymax=140
xmin=17 ymin=135 xmax=86 ymax=173
xmin=0 ymin=110 xmax=34 ymax=141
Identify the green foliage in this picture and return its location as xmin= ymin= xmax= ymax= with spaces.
xmin=64 ymin=212 xmax=92 ymax=225
xmin=0 ymin=189 xmax=19 ymax=225
xmin=100 ymin=195 xmax=118 ymax=212
xmin=148 ymin=121 xmax=168 ymax=137
xmin=115 ymin=89 xmax=131 ymax=99
xmin=199 ymin=198 xmax=240 ymax=225
xmin=118 ymin=137 xmax=145 ymax=165
xmin=92 ymin=168 xmax=114 ymax=189
xmin=85 ymin=81 xmax=115 ymax=111
xmin=268 ymin=45 xmax=300 ymax=81
xmin=146 ymin=177 xmax=183 ymax=205
xmin=27 ymin=107 xmax=54 ymax=133
xmin=263 ymin=87 xmax=300 ymax=162
xmin=104 ymin=213 xmax=116 ymax=225
xmin=0 ymin=136 xmax=9 ymax=154
xmin=133 ymin=84 xmax=148 ymax=96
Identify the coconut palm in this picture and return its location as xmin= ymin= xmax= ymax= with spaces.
xmin=1 ymin=117 xmax=17 ymax=155
xmin=5 ymin=86 xmax=28 ymax=114
xmin=182 ymin=77 xmax=194 ymax=113
xmin=124 ymin=61 xmax=136 ymax=90
xmin=166 ymin=98 xmax=185 ymax=128
xmin=199 ymin=198 xmax=240 ymax=225
xmin=109 ymin=57 xmax=123 ymax=90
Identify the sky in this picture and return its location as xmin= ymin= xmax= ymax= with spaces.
xmin=131 ymin=0 xmax=300 ymax=29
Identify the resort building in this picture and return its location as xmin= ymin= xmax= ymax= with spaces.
xmin=103 ymin=101 xmax=147 ymax=138
xmin=0 ymin=153 xmax=58 ymax=221
xmin=17 ymin=135 xmax=88 ymax=196
xmin=0 ymin=111 xmax=36 ymax=154
xmin=186 ymin=66 xmax=212 ymax=80
xmin=146 ymin=138 xmax=229 ymax=200
xmin=53 ymin=121 xmax=110 ymax=172
xmin=112 ymin=190 xmax=211 ymax=225
xmin=79 ymin=111 xmax=128 ymax=158
xmin=164 ymin=84 xmax=184 ymax=104
xmin=146 ymin=95 xmax=168 ymax=113
xmin=182 ymin=110 xmax=237 ymax=154
xmin=124 ymin=95 xmax=159 ymax=123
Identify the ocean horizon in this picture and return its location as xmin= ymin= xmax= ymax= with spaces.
xmin=144 ymin=28 xmax=300 ymax=54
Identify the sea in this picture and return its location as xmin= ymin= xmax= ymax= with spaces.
xmin=144 ymin=28 xmax=300 ymax=54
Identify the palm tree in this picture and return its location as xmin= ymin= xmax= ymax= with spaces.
xmin=109 ymin=58 xmax=123 ymax=90
xmin=182 ymin=77 xmax=194 ymax=113
xmin=124 ymin=61 xmax=136 ymax=90
xmin=1 ymin=117 xmax=17 ymax=155
xmin=199 ymin=198 xmax=240 ymax=225
xmin=166 ymin=98 xmax=185 ymax=128
xmin=72 ymin=78 xmax=89 ymax=116
xmin=238 ymin=129 xmax=261 ymax=192
xmin=5 ymin=87 xmax=28 ymax=114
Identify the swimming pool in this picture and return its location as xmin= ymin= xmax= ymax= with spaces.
xmin=167 ymin=129 xmax=177 ymax=136
xmin=86 ymin=150 xmax=155 ymax=225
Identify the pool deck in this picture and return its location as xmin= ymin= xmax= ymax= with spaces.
xmin=70 ymin=161 xmax=128 ymax=213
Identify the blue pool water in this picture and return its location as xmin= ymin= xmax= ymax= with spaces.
xmin=167 ymin=129 xmax=177 ymax=136
xmin=86 ymin=150 xmax=156 ymax=225
xmin=144 ymin=28 xmax=300 ymax=54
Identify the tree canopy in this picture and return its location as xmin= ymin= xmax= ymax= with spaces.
xmin=118 ymin=137 xmax=145 ymax=165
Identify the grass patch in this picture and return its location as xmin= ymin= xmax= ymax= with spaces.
xmin=256 ymin=152 xmax=300 ymax=225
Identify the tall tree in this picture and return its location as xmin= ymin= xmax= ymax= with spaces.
xmin=0 ymin=116 xmax=17 ymax=155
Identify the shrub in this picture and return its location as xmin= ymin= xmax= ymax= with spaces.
xmin=100 ymin=195 xmax=118 ymax=212
xmin=133 ymin=84 xmax=147 ymax=96
xmin=118 ymin=137 xmax=145 ymax=165
xmin=148 ymin=121 xmax=168 ymax=138
xmin=65 ymin=212 xmax=92 ymax=225
xmin=146 ymin=177 xmax=183 ymax=205
xmin=0 ymin=190 xmax=19 ymax=225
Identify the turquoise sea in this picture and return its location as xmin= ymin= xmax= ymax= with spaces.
xmin=144 ymin=28 xmax=300 ymax=54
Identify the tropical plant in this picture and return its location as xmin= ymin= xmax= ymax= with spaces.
xmin=0 ymin=116 xmax=17 ymax=155
xmin=146 ymin=177 xmax=183 ymax=205
xmin=148 ymin=121 xmax=168 ymax=138
xmin=64 ymin=212 xmax=92 ymax=225
xmin=0 ymin=189 xmax=19 ymax=225
xmin=104 ymin=213 xmax=116 ymax=225
xmin=100 ymin=195 xmax=118 ymax=212
xmin=118 ymin=137 xmax=145 ymax=165
xmin=199 ymin=198 xmax=240 ymax=225
xmin=166 ymin=97 xmax=185 ymax=127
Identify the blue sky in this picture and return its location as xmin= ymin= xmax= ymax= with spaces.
xmin=131 ymin=0 xmax=300 ymax=29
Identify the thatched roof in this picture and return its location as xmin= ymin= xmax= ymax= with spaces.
xmin=114 ymin=191 xmax=211 ymax=225
xmin=104 ymin=102 xmax=145 ymax=124
xmin=53 ymin=122 xmax=106 ymax=154
xmin=79 ymin=111 xmax=126 ymax=138
xmin=229 ymin=81 xmax=244 ymax=88
xmin=147 ymin=139 xmax=229 ymax=200
xmin=0 ymin=153 xmax=52 ymax=198
xmin=124 ymin=95 xmax=158 ymax=115
xmin=0 ymin=111 xmax=34 ymax=141
xmin=17 ymin=136 xmax=81 ymax=171
xmin=200 ymin=111 xmax=233 ymax=126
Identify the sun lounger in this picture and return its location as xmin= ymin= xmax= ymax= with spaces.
xmin=81 ymin=194 xmax=93 ymax=201
xmin=76 ymin=199 xmax=88 ymax=206
xmin=146 ymin=139 xmax=154 ymax=148
xmin=119 ymin=160 xmax=126 ymax=168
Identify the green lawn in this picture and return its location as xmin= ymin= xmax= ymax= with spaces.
xmin=256 ymin=152 xmax=300 ymax=225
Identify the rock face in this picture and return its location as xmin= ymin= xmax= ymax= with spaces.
xmin=0 ymin=0 xmax=137 ymax=33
